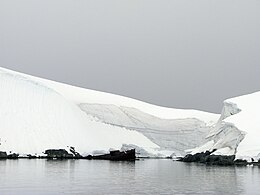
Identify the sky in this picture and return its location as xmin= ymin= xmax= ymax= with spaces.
xmin=0 ymin=0 xmax=259 ymax=113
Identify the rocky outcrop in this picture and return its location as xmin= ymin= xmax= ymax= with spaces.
xmin=181 ymin=151 xmax=235 ymax=166
xmin=44 ymin=149 xmax=73 ymax=159
xmin=0 ymin=151 xmax=7 ymax=158
xmin=181 ymin=150 xmax=260 ymax=166
xmin=0 ymin=151 xmax=19 ymax=159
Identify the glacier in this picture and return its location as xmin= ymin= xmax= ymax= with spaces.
xmin=0 ymin=67 xmax=219 ymax=157
xmin=1 ymin=67 xmax=259 ymax=160
xmin=190 ymin=92 xmax=260 ymax=161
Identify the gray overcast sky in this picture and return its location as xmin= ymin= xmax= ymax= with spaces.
xmin=0 ymin=0 xmax=259 ymax=113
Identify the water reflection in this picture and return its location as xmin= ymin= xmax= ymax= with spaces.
xmin=0 ymin=159 xmax=259 ymax=194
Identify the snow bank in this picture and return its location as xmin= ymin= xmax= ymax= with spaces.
xmin=190 ymin=92 xmax=260 ymax=160
xmin=0 ymin=67 xmax=219 ymax=157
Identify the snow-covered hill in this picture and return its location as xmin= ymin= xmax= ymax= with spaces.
xmin=190 ymin=92 xmax=260 ymax=160
xmin=0 ymin=67 xmax=219 ymax=157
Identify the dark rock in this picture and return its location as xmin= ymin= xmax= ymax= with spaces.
xmin=69 ymin=147 xmax=82 ymax=158
xmin=182 ymin=152 xmax=209 ymax=163
xmin=44 ymin=149 xmax=73 ymax=159
xmin=234 ymin=159 xmax=248 ymax=166
xmin=0 ymin=151 xmax=7 ymax=158
xmin=7 ymin=153 xmax=19 ymax=159
xmin=84 ymin=155 xmax=93 ymax=160
xmin=110 ymin=150 xmax=121 ymax=156
xmin=182 ymin=150 xmax=235 ymax=166
xmin=211 ymin=149 xmax=217 ymax=153
xmin=205 ymin=155 xmax=235 ymax=166
xmin=92 ymin=149 xmax=136 ymax=161
xmin=27 ymin=154 xmax=37 ymax=159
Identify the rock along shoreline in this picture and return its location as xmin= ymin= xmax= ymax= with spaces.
xmin=178 ymin=150 xmax=260 ymax=166
xmin=0 ymin=148 xmax=136 ymax=161
xmin=1 ymin=148 xmax=260 ymax=167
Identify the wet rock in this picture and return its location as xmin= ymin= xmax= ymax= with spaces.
xmin=69 ymin=147 xmax=82 ymax=158
xmin=182 ymin=150 xmax=235 ymax=166
xmin=182 ymin=151 xmax=212 ymax=163
xmin=182 ymin=153 xmax=202 ymax=162
xmin=205 ymin=155 xmax=235 ymax=166
xmin=0 ymin=151 xmax=7 ymax=158
xmin=234 ymin=159 xmax=248 ymax=166
xmin=84 ymin=155 xmax=93 ymax=160
xmin=44 ymin=149 xmax=73 ymax=159
xmin=92 ymin=149 xmax=136 ymax=161
xmin=7 ymin=153 xmax=19 ymax=159
xmin=27 ymin=154 xmax=37 ymax=159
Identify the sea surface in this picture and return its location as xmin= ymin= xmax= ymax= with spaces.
xmin=0 ymin=159 xmax=260 ymax=194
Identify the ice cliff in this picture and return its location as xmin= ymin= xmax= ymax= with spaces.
xmin=0 ymin=67 xmax=218 ymax=157
xmin=190 ymin=92 xmax=260 ymax=160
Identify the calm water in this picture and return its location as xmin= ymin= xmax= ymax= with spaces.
xmin=0 ymin=159 xmax=260 ymax=195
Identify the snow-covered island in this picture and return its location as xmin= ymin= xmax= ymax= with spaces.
xmin=0 ymin=67 xmax=259 ymax=163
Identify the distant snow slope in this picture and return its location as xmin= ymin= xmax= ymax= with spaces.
xmin=190 ymin=92 xmax=260 ymax=160
xmin=0 ymin=67 xmax=219 ymax=156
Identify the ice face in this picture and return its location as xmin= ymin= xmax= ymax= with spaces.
xmin=79 ymin=104 xmax=214 ymax=156
xmin=190 ymin=92 xmax=260 ymax=160
xmin=5 ymin=67 xmax=260 ymax=159
xmin=0 ymin=67 xmax=219 ymax=157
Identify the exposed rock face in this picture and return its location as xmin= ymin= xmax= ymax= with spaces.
xmin=7 ymin=153 xmax=19 ymax=159
xmin=0 ymin=151 xmax=19 ymax=159
xmin=69 ymin=147 xmax=82 ymax=158
xmin=0 ymin=151 xmax=7 ymax=158
xmin=234 ymin=159 xmax=248 ymax=166
xmin=182 ymin=151 xmax=235 ymax=166
xmin=44 ymin=149 xmax=73 ymax=159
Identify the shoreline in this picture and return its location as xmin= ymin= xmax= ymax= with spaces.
xmin=1 ymin=149 xmax=260 ymax=167
xmin=178 ymin=150 xmax=260 ymax=167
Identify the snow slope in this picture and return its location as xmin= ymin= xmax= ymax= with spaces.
xmin=190 ymin=92 xmax=260 ymax=160
xmin=79 ymin=104 xmax=213 ymax=156
xmin=0 ymin=67 xmax=219 ymax=156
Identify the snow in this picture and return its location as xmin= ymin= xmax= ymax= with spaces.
xmin=190 ymin=92 xmax=260 ymax=160
xmin=225 ymin=92 xmax=260 ymax=159
xmin=0 ymin=68 xmax=158 ymax=156
xmin=79 ymin=104 xmax=214 ymax=156
xmin=0 ymin=67 xmax=219 ymax=157
xmin=2 ymin=67 xmax=260 ymax=159
xmin=0 ymin=68 xmax=218 ymax=123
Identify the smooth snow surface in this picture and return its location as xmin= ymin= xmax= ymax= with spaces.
xmin=0 ymin=67 xmax=219 ymax=156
